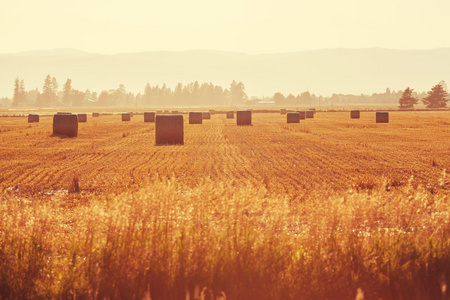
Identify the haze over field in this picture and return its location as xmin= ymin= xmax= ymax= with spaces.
xmin=1 ymin=48 xmax=450 ymax=98
xmin=2 ymin=0 xmax=450 ymax=98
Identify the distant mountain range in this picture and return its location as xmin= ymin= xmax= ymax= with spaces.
xmin=1 ymin=47 xmax=450 ymax=98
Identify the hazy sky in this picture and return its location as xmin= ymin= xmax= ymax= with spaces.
xmin=1 ymin=0 xmax=450 ymax=54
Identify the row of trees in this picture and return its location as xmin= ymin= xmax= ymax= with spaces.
xmin=398 ymin=82 xmax=449 ymax=109
xmin=8 ymin=76 xmax=450 ymax=108
xmin=11 ymin=76 xmax=248 ymax=107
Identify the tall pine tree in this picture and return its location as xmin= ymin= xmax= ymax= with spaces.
xmin=422 ymin=84 xmax=449 ymax=108
xmin=398 ymin=87 xmax=419 ymax=109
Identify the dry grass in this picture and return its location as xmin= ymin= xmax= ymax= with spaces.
xmin=1 ymin=111 xmax=450 ymax=299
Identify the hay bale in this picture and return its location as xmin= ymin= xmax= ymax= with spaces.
xmin=298 ymin=111 xmax=306 ymax=119
xmin=77 ymin=114 xmax=87 ymax=122
xmin=53 ymin=114 xmax=78 ymax=137
xmin=28 ymin=114 xmax=39 ymax=123
xmin=144 ymin=112 xmax=156 ymax=122
xmin=280 ymin=109 xmax=287 ymax=114
xmin=306 ymin=110 xmax=314 ymax=118
xmin=189 ymin=112 xmax=203 ymax=124
xmin=226 ymin=111 xmax=235 ymax=119
xmin=350 ymin=110 xmax=360 ymax=119
xmin=209 ymin=109 xmax=215 ymax=115
xmin=157 ymin=110 xmax=163 ymax=114
xmin=129 ymin=112 xmax=134 ymax=117
xmin=172 ymin=110 xmax=178 ymax=114
xmin=155 ymin=115 xmax=184 ymax=145
xmin=237 ymin=110 xmax=252 ymax=125
xmin=203 ymin=112 xmax=211 ymax=119
xmin=122 ymin=113 xmax=131 ymax=121
xmin=376 ymin=112 xmax=389 ymax=123
xmin=164 ymin=110 xmax=170 ymax=114
xmin=287 ymin=112 xmax=300 ymax=123
xmin=92 ymin=112 xmax=100 ymax=117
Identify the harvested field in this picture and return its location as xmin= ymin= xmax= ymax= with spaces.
xmin=1 ymin=111 xmax=450 ymax=299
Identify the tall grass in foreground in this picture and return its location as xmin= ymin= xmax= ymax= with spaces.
xmin=1 ymin=176 xmax=450 ymax=299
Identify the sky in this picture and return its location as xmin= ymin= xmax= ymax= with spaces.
xmin=2 ymin=0 xmax=450 ymax=54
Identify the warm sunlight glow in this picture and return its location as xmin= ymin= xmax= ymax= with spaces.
xmin=2 ymin=0 xmax=450 ymax=54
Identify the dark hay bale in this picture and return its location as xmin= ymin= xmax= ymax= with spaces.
xmin=226 ymin=111 xmax=234 ymax=119
xmin=203 ymin=112 xmax=211 ymax=119
xmin=237 ymin=110 xmax=252 ymax=125
xmin=351 ymin=110 xmax=360 ymax=119
xmin=172 ymin=110 xmax=178 ymax=114
xmin=92 ymin=112 xmax=100 ymax=117
xmin=77 ymin=114 xmax=87 ymax=122
xmin=144 ymin=112 xmax=156 ymax=122
xmin=280 ymin=109 xmax=287 ymax=114
xmin=122 ymin=113 xmax=131 ymax=121
xmin=287 ymin=112 xmax=300 ymax=123
xmin=189 ymin=112 xmax=203 ymax=124
xmin=28 ymin=114 xmax=39 ymax=123
xmin=298 ymin=111 xmax=306 ymax=119
xmin=155 ymin=115 xmax=184 ymax=145
xmin=53 ymin=114 xmax=78 ymax=137
xmin=376 ymin=112 xmax=389 ymax=123
xmin=306 ymin=110 xmax=314 ymax=118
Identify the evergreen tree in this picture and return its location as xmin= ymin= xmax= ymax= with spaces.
xmin=229 ymin=80 xmax=247 ymax=104
xmin=12 ymin=77 xmax=26 ymax=107
xmin=40 ymin=75 xmax=58 ymax=106
xmin=143 ymin=83 xmax=152 ymax=105
xmin=63 ymin=79 xmax=73 ymax=105
xmin=12 ymin=78 xmax=21 ymax=107
xmin=422 ymin=84 xmax=449 ymax=108
xmin=398 ymin=87 xmax=419 ymax=109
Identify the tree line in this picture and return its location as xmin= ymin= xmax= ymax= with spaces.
xmin=10 ymin=75 xmax=248 ymax=107
xmin=6 ymin=75 xmax=450 ymax=108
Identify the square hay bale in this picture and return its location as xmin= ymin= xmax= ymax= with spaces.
xmin=144 ymin=112 xmax=156 ymax=122
xmin=280 ymin=109 xmax=287 ymax=114
xmin=129 ymin=112 xmax=134 ymax=117
xmin=53 ymin=114 xmax=78 ymax=137
xmin=209 ymin=109 xmax=215 ymax=115
xmin=298 ymin=111 xmax=306 ymax=119
xmin=164 ymin=110 xmax=170 ymax=114
xmin=287 ymin=112 xmax=300 ymax=123
xmin=376 ymin=112 xmax=389 ymax=123
xmin=155 ymin=115 xmax=184 ymax=145
xmin=172 ymin=110 xmax=179 ymax=114
xmin=77 ymin=114 xmax=87 ymax=122
xmin=92 ymin=112 xmax=100 ymax=117
xmin=237 ymin=110 xmax=252 ymax=125
xmin=157 ymin=110 xmax=163 ymax=114
xmin=28 ymin=114 xmax=39 ymax=123
xmin=226 ymin=111 xmax=235 ymax=119
xmin=203 ymin=112 xmax=211 ymax=119
xmin=189 ymin=112 xmax=203 ymax=124
xmin=350 ymin=110 xmax=360 ymax=119
xmin=122 ymin=113 xmax=131 ymax=121
xmin=305 ymin=110 xmax=314 ymax=118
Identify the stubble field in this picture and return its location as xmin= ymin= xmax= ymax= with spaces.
xmin=1 ymin=111 xmax=450 ymax=299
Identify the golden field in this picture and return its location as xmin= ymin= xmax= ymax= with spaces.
xmin=1 ymin=110 xmax=450 ymax=299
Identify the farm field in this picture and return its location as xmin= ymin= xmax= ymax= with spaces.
xmin=1 ymin=111 xmax=450 ymax=299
